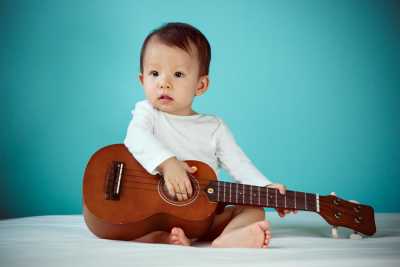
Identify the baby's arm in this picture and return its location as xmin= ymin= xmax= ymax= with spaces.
xmin=215 ymin=120 xmax=272 ymax=186
xmin=124 ymin=101 xmax=194 ymax=200
xmin=215 ymin=120 xmax=295 ymax=216
xmin=124 ymin=101 xmax=174 ymax=173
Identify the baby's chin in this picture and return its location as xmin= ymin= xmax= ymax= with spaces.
xmin=152 ymin=101 xmax=176 ymax=113
xmin=153 ymin=103 xmax=195 ymax=116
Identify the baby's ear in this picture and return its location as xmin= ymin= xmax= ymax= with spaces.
xmin=195 ymin=75 xmax=209 ymax=96
xmin=138 ymin=73 xmax=144 ymax=86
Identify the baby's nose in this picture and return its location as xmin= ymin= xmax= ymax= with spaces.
xmin=160 ymin=82 xmax=171 ymax=89
xmin=158 ymin=76 xmax=172 ymax=89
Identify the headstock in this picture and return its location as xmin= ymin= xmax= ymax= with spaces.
xmin=318 ymin=194 xmax=376 ymax=236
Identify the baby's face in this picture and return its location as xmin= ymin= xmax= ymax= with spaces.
xmin=139 ymin=37 xmax=208 ymax=116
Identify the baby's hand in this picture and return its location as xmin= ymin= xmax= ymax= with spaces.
xmin=157 ymin=157 xmax=197 ymax=201
xmin=267 ymin=183 xmax=298 ymax=217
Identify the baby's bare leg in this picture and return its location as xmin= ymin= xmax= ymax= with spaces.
xmin=211 ymin=206 xmax=271 ymax=248
xmin=134 ymin=231 xmax=171 ymax=243
xmin=135 ymin=206 xmax=238 ymax=244
xmin=134 ymin=228 xmax=191 ymax=246
xmin=198 ymin=206 xmax=237 ymax=241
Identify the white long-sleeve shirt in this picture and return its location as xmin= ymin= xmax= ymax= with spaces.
xmin=124 ymin=100 xmax=272 ymax=186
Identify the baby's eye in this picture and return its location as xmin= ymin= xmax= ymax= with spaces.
xmin=149 ymin=71 xmax=159 ymax=77
xmin=174 ymin=71 xmax=185 ymax=78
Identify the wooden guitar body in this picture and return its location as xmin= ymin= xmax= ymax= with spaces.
xmin=83 ymin=144 xmax=218 ymax=240
xmin=83 ymin=144 xmax=376 ymax=240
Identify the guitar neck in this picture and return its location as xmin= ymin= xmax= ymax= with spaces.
xmin=205 ymin=181 xmax=319 ymax=212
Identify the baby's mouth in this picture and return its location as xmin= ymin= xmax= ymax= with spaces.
xmin=159 ymin=94 xmax=173 ymax=101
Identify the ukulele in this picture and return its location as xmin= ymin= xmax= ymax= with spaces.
xmin=82 ymin=144 xmax=376 ymax=240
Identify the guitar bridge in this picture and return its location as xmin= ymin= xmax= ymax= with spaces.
xmin=105 ymin=161 xmax=125 ymax=200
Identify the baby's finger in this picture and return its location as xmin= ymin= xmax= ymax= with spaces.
xmin=176 ymin=193 xmax=183 ymax=201
xmin=170 ymin=181 xmax=183 ymax=201
xmin=267 ymin=184 xmax=286 ymax=195
xmin=276 ymin=208 xmax=285 ymax=217
xmin=177 ymin=183 xmax=188 ymax=200
xmin=164 ymin=181 xmax=175 ymax=198
xmin=184 ymin=179 xmax=193 ymax=197
xmin=175 ymin=186 xmax=184 ymax=201
xmin=189 ymin=166 xmax=197 ymax=173
xmin=278 ymin=185 xmax=286 ymax=195
xmin=183 ymin=163 xmax=197 ymax=174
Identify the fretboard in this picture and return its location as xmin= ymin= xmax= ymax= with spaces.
xmin=205 ymin=181 xmax=318 ymax=212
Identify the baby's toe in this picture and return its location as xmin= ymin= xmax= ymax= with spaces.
xmin=171 ymin=228 xmax=179 ymax=235
xmin=263 ymin=230 xmax=271 ymax=247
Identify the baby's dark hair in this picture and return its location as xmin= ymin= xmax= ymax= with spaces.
xmin=140 ymin=22 xmax=211 ymax=76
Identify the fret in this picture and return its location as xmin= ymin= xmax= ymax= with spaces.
xmin=305 ymin=193 xmax=307 ymax=211
xmin=266 ymin=187 xmax=269 ymax=207
xmin=229 ymin=183 xmax=232 ymax=203
xmin=236 ymin=183 xmax=238 ymax=204
xmin=258 ymin=186 xmax=260 ymax=206
xmin=294 ymin=191 xmax=297 ymax=209
xmin=223 ymin=182 xmax=226 ymax=203
xmin=284 ymin=192 xmax=287 ymax=209
xmin=285 ymin=190 xmax=295 ymax=209
xmin=267 ymin=188 xmax=275 ymax=208
xmin=250 ymin=185 xmax=253 ymax=205
xmin=301 ymin=192 xmax=306 ymax=210
xmin=312 ymin=194 xmax=318 ymax=211
xmin=242 ymin=184 xmax=245 ymax=205
xmin=308 ymin=193 xmax=317 ymax=212
xmin=296 ymin=192 xmax=305 ymax=210
xmin=277 ymin=189 xmax=285 ymax=208
xmin=275 ymin=189 xmax=277 ymax=208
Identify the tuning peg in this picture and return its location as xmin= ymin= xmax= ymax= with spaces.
xmin=348 ymin=200 xmax=363 ymax=239
xmin=331 ymin=226 xmax=339 ymax=239
xmin=328 ymin=193 xmax=365 ymax=239
xmin=329 ymin=192 xmax=339 ymax=238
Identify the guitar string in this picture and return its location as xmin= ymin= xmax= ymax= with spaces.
xmin=116 ymin=183 xmax=318 ymax=211
xmin=121 ymin=166 xmax=362 ymax=210
xmin=122 ymin=175 xmax=361 ymax=212
xmin=122 ymin=170 xmax=318 ymax=202
xmin=112 ymin=185 xmax=366 ymax=221
xmin=121 ymin=172 xmax=339 ymax=207
xmin=121 ymin=177 xmax=317 ymax=198
xmin=123 ymin=167 xmax=290 ymax=185
xmin=107 ymin=181 xmax=367 ymax=219
xmin=103 ymin=185 xmax=366 ymax=232
xmin=106 ymin=169 xmax=362 ymax=215
xmin=121 ymin=176 xmax=319 ymax=201
xmin=122 ymin=179 xmax=317 ymax=208
xmin=122 ymin=175 xmax=211 ymax=187
xmin=117 ymin=181 xmax=330 ymax=212
xmin=122 ymin=173 xmax=319 ymax=197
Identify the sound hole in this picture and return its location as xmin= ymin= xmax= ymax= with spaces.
xmin=158 ymin=174 xmax=200 ymax=206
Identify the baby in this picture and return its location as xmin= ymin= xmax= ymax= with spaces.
xmin=124 ymin=22 xmax=293 ymax=248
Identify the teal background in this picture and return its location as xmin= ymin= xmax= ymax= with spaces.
xmin=1 ymin=0 xmax=399 ymax=218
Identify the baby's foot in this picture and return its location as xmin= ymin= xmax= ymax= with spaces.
xmin=263 ymin=227 xmax=272 ymax=248
xmin=168 ymin=227 xmax=191 ymax=246
xmin=211 ymin=220 xmax=271 ymax=248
